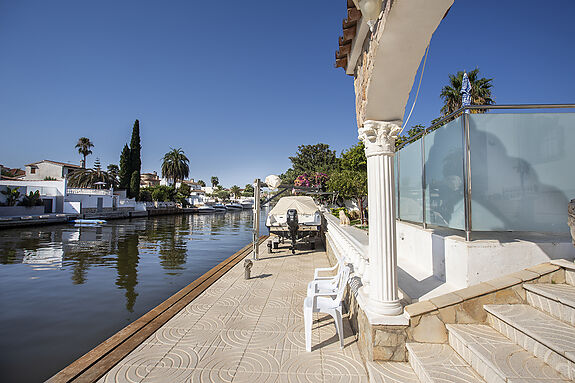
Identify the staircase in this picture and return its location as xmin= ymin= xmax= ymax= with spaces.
xmin=369 ymin=264 xmax=575 ymax=382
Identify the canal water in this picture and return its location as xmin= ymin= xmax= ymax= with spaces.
xmin=0 ymin=210 xmax=266 ymax=383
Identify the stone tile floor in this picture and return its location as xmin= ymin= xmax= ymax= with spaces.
xmin=98 ymin=241 xmax=372 ymax=383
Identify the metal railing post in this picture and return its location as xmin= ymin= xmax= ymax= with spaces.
xmin=462 ymin=112 xmax=472 ymax=241
xmin=396 ymin=150 xmax=401 ymax=221
xmin=252 ymin=178 xmax=261 ymax=259
xmin=421 ymin=133 xmax=427 ymax=229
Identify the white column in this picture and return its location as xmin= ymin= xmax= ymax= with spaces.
xmin=358 ymin=120 xmax=403 ymax=316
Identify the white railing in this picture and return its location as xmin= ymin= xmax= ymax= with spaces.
xmin=67 ymin=188 xmax=112 ymax=196
xmin=145 ymin=201 xmax=176 ymax=208
xmin=323 ymin=211 xmax=369 ymax=286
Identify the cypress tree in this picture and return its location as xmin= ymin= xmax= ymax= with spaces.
xmin=119 ymin=144 xmax=131 ymax=193
xmin=130 ymin=119 xmax=141 ymax=178
xmin=130 ymin=171 xmax=140 ymax=200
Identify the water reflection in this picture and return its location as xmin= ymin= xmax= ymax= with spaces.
xmin=0 ymin=209 xmax=263 ymax=383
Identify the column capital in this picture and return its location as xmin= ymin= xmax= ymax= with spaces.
xmin=358 ymin=120 xmax=402 ymax=157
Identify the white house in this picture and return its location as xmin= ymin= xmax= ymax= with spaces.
xmin=0 ymin=179 xmax=66 ymax=214
xmin=24 ymin=160 xmax=81 ymax=180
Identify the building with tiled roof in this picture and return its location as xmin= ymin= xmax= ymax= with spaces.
xmin=24 ymin=160 xmax=82 ymax=180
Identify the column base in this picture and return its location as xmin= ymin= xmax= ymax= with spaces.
xmin=366 ymin=297 xmax=403 ymax=316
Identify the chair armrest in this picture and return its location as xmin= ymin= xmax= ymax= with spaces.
xmin=313 ymin=263 xmax=339 ymax=280
xmin=309 ymin=291 xmax=338 ymax=308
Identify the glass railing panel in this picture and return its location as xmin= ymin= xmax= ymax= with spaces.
xmin=424 ymin=117 xmax=465 ymax=230
xmin=469 ymin=113 xmax=575 ymax=233
xmin=398 ymin=140 xmax=423 ymax=222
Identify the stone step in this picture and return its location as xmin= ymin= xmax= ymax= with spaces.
xmin=524 ymin=283 xmax=575 ymax=325
xmin=366 ymin=361 xmax=421 ymax=383
xmin=552 ymin=259 xmax=575 ymax=286
xmin=484 ymin=304 xmax=575 ymax=380
xmin=406 ymin=343 xmax=485 ymax=383
xmin=447 ymin=323 xmax=570 ymax=383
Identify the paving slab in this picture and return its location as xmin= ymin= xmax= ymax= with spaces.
xmin=97 ymin=241 xmax=368 ymax=383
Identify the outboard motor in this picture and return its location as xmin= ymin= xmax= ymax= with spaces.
xmin=286 ymin=209 xmax=298 ymax=254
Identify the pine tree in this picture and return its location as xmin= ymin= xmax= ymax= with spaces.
xmin=130 ymin=119 xmax=141 ymax=178
xmin=130 ymin=171 xmax=140 ymax=200
xmin=119 ymin=144 xmax=131 ymax=193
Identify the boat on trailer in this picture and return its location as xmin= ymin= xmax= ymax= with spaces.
xmin=266 ymin=196 xmax=322 ymax=253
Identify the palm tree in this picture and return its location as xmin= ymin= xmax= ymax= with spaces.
xmin=107 ymin=164 xmax=120 ymax=187
xmin=440 ymin=68 xmax=495 ymax=116
xmin=211 ymin=176 xmax=219 ymax=188
xmin=67 ymin=167 xmax=116 ymax=188
xmin=161 ymin=148 xmax=190 ymax=185
xmin=230 ymin=185 xmax=241 ymax=199
xmin=75 ymin=137 xmax=94 ymax=168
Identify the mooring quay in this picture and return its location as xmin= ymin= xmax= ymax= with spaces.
xmin=47 ymin=237 xmax=407 ymax=383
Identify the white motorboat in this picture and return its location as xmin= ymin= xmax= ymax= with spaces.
xmin=212 ymin=203 xmax=227 ymax=212
xmin=240 ymin=200 xmax=254 ymax=209
xmin=196 ymin=205 xmax=216 ymax=214
xmin=226 ymin=203 xmax=243 ymax=210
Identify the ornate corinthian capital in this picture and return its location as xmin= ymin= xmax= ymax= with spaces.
xmin=358 ymin=120 xmax=402 ymax=157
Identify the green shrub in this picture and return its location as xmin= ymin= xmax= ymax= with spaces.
xmin=331 ymin=207 xmax=348 ymax=218
xmin=20 ymin=191 xmax=43 ymax=207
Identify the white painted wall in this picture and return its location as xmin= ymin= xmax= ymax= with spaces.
xmin=396 ymin=220 xmax=575 ymax=296
xmin=24 ymin=162 xmax=77 ymax=180
xmin=65 ymin=193 xmax=113 ymax=209
xmin=0 ymin=180 xmax=66 ymax=212
xmin=64 ymin=202 xmax=81 ymax=214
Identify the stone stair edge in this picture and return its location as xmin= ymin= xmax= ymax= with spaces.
xmin=524 ymin=282 xmax=575 ymax=308
xmin=484 ymin=303 xmax=575 ymax=363
xmin=406 ymin=342 xmax=486 ymax=383
xmin=404 ymin=261 xmax=563 ymax=318
xmin=552 ymin=259 xmax=575 ymax=271
xmin=446 ymin=323 xmax=511 ymax=383
xmin=445 ymin=322 xmax=572 ymax=383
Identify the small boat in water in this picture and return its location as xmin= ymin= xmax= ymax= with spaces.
xmin=240 ymin=200 xmax=254 ymax=209
xmin=71 ymin=219 xmax=107 ymax=225
xmin=212 ymin=203 xmax=227 ymax=212
xmin=226 ymin=203 xmax=243 ymax=210
xmin=196 ymin=205 xmax=216 ymax=214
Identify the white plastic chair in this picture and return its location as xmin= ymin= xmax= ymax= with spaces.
xmin=313 ymin=253 xmax=343 ymax=281
xmin=307 ymin=260 xmax=345 ymax=296
xmin=304 ymin=265 xmax=351 ymax=352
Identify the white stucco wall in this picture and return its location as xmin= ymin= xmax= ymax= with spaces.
xmin=65 ymin=194 xmax=114 ymax=209
xmin=25 ymin=162 xmax=77 ymax=180
xmin=396 ymin=220 xmax=575 ymax=295
xmin=0 ymin=180 xmax=66 ymax=212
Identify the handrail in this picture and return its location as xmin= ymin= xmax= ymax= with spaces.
xmin=396 ymin=104 xmax=575 ymax=151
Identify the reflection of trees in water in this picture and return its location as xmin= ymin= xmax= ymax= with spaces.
xmin=62 ymin=226 xmax=117 ymax=284
xmin=141 ymin=216 xmax=188 ymax=273
xmin=115 ymin=232 xmax=139 ymax=312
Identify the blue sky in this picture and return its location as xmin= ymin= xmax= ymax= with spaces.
xmin=1 ymin=0 xmax=573 ymax=187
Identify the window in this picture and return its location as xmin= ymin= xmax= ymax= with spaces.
xmin=31 ymin=167 xmax=36 ymax=174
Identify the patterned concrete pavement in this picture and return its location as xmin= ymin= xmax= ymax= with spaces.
xmin=97 ymin=240 xmax=370 ymax=383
